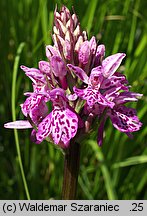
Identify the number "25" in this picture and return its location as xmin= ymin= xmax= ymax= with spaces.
xmin=131 ymin=203 xmax=143 ymax=211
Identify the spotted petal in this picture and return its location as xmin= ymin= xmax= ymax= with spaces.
xmin=52 ymin=108 xmax=78 ymax=147
xmin=103 ymin=53 xmax=126 ymax=78
xmin=21 ymin=94 xmax=48 ymax=124
xmin=74 ymin=86 xmax=114 ymax=108
xmin=39 ymin=61 xmax=50 ymax=75
xmin=73 ymin=86 xmax=87 ymax=99
xmin=32 ymin=83 xmax=50 ymax=96
xmin=108 ymin=106 xmax=142 ymax=132
xmin=20 ymin=65 xmax=46 ymax=84
xmin=36 ymin=107 xmax=78 ymax=147
xmin=68 ymin=64 xmax=89 ymax=84
xmin=114 ymin=92 xmax=143 ymax=105
xmin=101 ymin=73 xmax=127 ymax=89
xmin=103 ymin=86 xmax=122 ymax=102
xmin=36 ymin=113 xmax=52 ymax=143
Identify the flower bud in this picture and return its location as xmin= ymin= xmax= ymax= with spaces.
xmin=50 ymin=56 xmax=67 ymax=78
xmin=78 ymin=41 xmax=90 ymax=65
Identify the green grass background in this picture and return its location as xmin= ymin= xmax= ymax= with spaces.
xmin=0 ymin=0 xmax=147 ymax=199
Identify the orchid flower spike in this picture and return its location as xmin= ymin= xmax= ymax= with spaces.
xmin=4 ymin=6 xmax=142 ymax=148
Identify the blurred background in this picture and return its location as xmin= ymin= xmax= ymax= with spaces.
xmin=0 ymin=0 xmax=147 ymax=199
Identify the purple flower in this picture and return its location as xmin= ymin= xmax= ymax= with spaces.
xmin=84 ymin=87 xmax=142 ymax=146
xmin=68 ymin=52 xmax=126 ymax=109
xmin=21 ymin=94 xmax=48 ymax=125
xmin=20 ymin=65 xmax=47 ymax=84
xmin=20 ymin=64 xmax=51 ymax=94
xmin=97 ymin=105 xmax=142 ymax=146
xmin=36 ymin=89 xmax=79 ymax=148
xmin=108 ymin=106 xmax=142 ymax=133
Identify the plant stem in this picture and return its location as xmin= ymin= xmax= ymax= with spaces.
xmin=62 ymin=141 xmax=80 ymax=200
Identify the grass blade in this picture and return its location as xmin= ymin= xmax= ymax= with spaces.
xmin=81 ymin=0 xmax=98 ymax=34
xmin=12 ymin=42 xmax=30 ymax=200
xmin=88 ymin=140 xmax=117 ymax=200
xmin=127 ymin=0 xmax=140 ymax=54
xmin=112 ymin=155 xmax=147 ymax=168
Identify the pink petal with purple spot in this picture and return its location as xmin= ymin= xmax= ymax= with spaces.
xmin=51 ymin=109 xmax=62 ymax=144
xmin=59 ymin=108 xmax=78 ymax=147
xmin=36 ymin=107 xmax=78 ymax=147
xmin=91 ymin=66 xmax=103 ymax=76
xmin=32 ymin=83 xmax=50 ymax=96
xmin=20 ymin=65 xmax=46 ymax=84
xmin=21 ymin=94 xmax=48 ymax=124
xmin=36 ymin=113 xmax=52 ymax=143
xmin=4 ymin=120 xmax=32 ymax=129
xmin=114 ymin=92 xmax=143 ymax=105
xmin=103 ymin=86 xmax=122 ymax=102
xmin=39 ymin=61 xmax=50 ymax=75
xmin=86 ymin=89 xmax=115 ymax=108
xmin=108 ymin=106 xmax=142 ymax=132
xmin=67 ymin=104 xmax=84 ymax=129
xmin=103 ymin=53 xmax=126 ymax=78
xmin=101 ymin=73 xmax=127 ymax=89
xmin=68 ymin=64 xmax=89 ymax=84
xmin=73 ymin=86 xmax=86 ymax=99
xmin=74 ymin=86 xmax=114 ymax=108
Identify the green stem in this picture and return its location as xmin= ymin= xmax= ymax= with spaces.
xmin=12 ymin=42 xmax=30 ymax=200
xmin=62 ymin=141 xmax=80 ymax=200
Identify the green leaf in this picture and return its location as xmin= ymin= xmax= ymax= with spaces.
xmin=112 ymin=155 xmax=147 ymax=168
